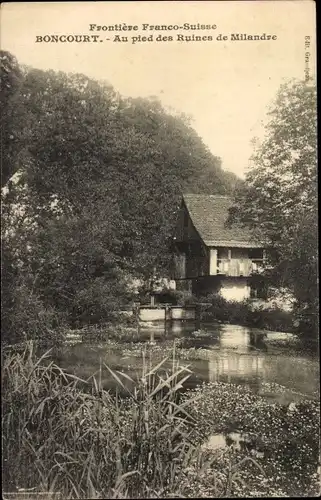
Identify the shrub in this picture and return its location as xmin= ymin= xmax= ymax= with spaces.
xmin=156 ymin=289 xmax=198 ymax=306
xmin=247 ymin=305 xmax=294 ymax=332
xmin=292 ymin=300 xmax=319 ymax=344
xmin=202 ymin=294 xmax=249 ymax=324
xmin=203 ymin=294 xmax=294 ymax=332
xmin=1 ymin=283 xmax=66 ymax=346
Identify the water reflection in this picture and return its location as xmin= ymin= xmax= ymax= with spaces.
xmin=208 ymin=354 xmax=264 ymax=382
xmin=192 ymin=325 xmax=318 ymax=402
xmin=219 ymin=327 xmax=251 ymax=352
xmin=203 ymin=431 xmax=266 ymax=458
xmin=177 ymin=323 xmax=318 ymax=400
xmin=59 ymin=322 xmax=319 ymax=402
xmin=249 ymin=331 xmax=268 ymax=351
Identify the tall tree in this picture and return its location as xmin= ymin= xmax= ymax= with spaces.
xmin=2 ymin=52 xmax=239 ymax=340
xmin=228 ymin=80 xmax=317 ymax=340
xmin=4 ymin=62 xmax=237 ymax=276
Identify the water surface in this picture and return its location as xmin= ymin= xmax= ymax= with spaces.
xmin=56 ymin=323 xmax=319 ymax=404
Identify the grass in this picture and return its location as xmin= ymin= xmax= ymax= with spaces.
xmin=2 ymin=341 xmax=319 ymax=498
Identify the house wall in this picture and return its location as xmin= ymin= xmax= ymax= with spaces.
xmin=173 ymin=204 xmax=209 ymax=279
xmin=192 ymin=276 xmax=251 ymax=302
xmin=173 ymin=253 xmax=186 ymax=279
xmin=185 ymin=240 xmax=209 ymax=278
xmin=215 ymin=247 xmax=254 ymax=277
xmin=209 ymin=248 xmax=218 ymax=275
xmin=219 ymin=278 xmax=251 ymax=302
xmin=175 ymin=203 xmax=200 ymax=242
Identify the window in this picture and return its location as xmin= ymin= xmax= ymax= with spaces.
xmin=249 ymin=248 xmax=264 ymax=260
xmin=218 ymin=248 xmax=228 ymax=259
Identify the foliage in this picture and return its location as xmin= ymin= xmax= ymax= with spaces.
xmin=1 ymin=283 xmax=65 ymax=346
xmin=66 ymin=321 xmax=139 ymax=344
xmin=202 ymin=294 xmax=294 ymax=332
xmin=0 ymin=51 xmax=24 ymax=187
xmin=2 ymin=55 xmax=237 ymax=279
xmin=228 ymin=80 xmax=318 ymax=341
xmin=152 ymin=288 xmax=198 ymax=306
xmin=141 ymin=288 xmax=294 ymax=333
xmin=1 ymin=50 xmax=238 ymax=343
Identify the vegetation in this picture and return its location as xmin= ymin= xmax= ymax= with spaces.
xmin=155 ymin=290 xmax=294 ymax=333
xmin=2 ymin=54 xmax=317 ymax=346
xmin=2 ymin=343 xmax=319 ymax=498
xmin=1 ymin=50 xmax=239 ymax=345
xmin=202 ymin=295 xmax=294 ymax=333
xmin=2 ymin=342 xmax=195 ymax=498
xmin=183 ymin=382 xmax=320 ymax=497
xmin=1 ymin=47 xmax=319 ymax=500
xmin=228 ymin=80 xmax=318 ymax=342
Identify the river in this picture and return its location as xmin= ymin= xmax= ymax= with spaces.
xmin=55 ymin=323 xmax=319 ymax=405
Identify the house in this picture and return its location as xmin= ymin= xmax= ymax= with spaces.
xmin=172 ymin=194 xmax=266 ymax=302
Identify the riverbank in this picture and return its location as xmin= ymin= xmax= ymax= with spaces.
xmin=2 ymin=341 xmax=319 ymax=498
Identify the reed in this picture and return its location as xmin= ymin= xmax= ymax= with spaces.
xmin=2 ymin=341 xmax=204 ymax=498
xmin=2 ymin=341 xmax=268 ymax=498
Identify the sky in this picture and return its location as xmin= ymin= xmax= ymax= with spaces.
xmin=1 ymin=1 xmax=316 ymax=178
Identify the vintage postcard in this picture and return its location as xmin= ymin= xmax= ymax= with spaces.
xmin=1 ymin=1 xmax=318 ymax=499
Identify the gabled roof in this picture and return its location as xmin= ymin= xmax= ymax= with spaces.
xmin=183 ymin=194 xmax=262 ymax=248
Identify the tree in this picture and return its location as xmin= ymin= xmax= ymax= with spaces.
xmin=0 ymin=51 xmax=24 ymax=187
xmin=3 ymin=59 xmax=237 ymax=277
xmin=2 ymin=51 xmax=239 ymax=341
xmin=228 ymin=80 xmax=318 ymax=341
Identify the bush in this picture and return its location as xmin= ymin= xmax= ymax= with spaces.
xmin=292 ymin=300 xmax=319 ymax=344
xmin=247 ymin=305 xmax=294 ymax=332
xmin=1 ymin=283 xmax=66 ymax=346
xmin=202 ymin=294 xmax=248 ymax=324
xmin=155 ymin=289 xmax=198 ymax=306
xmin=203 ymin=294 xmax=294 ymax=332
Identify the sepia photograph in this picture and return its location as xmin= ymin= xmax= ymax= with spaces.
xmin=1 ymin=1 xmax=319 ymax=498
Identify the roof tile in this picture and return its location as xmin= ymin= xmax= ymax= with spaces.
xmin=183 ymin=194 xmax=261 ymax=247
